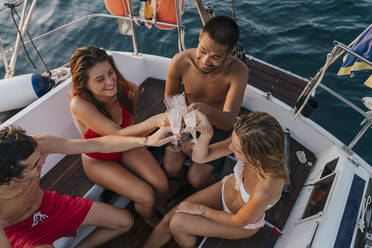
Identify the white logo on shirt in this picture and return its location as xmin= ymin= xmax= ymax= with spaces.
xmin=32 ymin=211 xmax=49 ymax=227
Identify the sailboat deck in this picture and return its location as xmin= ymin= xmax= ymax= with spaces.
xmin=40 ymin=77 xmax=316 ymax=247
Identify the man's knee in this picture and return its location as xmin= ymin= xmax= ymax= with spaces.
xmin=187 ymin=164 xmax=212 ymax=189
xmin=164 ymin=164 xmax=183 ymax=177
xmin=164 ymin=158 xmax=184 ymax=177
xmin=163 ymin=146 xmax=186 ymax=177
xmin=116 ymin=210 xmax=134 ymax=232
xmin=105 ymin=210 xmax=134 ymax=234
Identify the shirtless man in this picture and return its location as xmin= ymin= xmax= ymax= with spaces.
xmin=163 ymin=16 xmax=249 ymax=189
xmin=0 ymin=124 xmax=173 ymax=248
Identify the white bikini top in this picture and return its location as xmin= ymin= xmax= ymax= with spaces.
xmin=233 ymin=161 xmax=279 ymax=210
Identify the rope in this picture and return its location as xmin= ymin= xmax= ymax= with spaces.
xmin=9 ymin=7 xmax=37 ymax=69
xmin=13 ymin=8 xmax=50 ymax=75
xmin=292 ymin=46 xmax=338 ymax=120
xmin=358 ymin=195 xmax=372 ymax=233
xmin=50 ymin=66 xmax=70 ymax=86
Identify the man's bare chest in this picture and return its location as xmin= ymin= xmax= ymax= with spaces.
xmin=0 ymin=183 xmax=42 ymax=227
xmin=182 ymin=75 xmax=229 ymax=104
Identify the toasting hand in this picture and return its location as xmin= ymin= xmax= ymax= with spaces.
xmin=147 ymin=127 xmax=175 ymax=147
xmin=186 ymin=110 xmax=213 ymax=136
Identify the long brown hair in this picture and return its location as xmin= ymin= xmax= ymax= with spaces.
xmin=234 ymin=112 xmax=290 ymax=184
xmin=70 ymin=46 xmax=139 ymax=119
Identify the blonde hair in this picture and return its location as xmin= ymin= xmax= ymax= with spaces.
xmin=234 ymin=112 xmax=290 ymax=184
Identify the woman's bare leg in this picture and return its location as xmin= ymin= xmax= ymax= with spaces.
xmin=82 ymin=155 xmax=156 ymax=220
xmin=121 ymin=147 xmax=168 ymax=194
xmin=169 ymin=212 xmax=258 ymax=248
xmin=187 ymin=163 xmax=215 ymax=190
xmin=77 ymin=201 xmax=133 ymax=247
xmin=144 ymin=181 xmax=223 ymax=248
xmin=121 ymin=147 xmax=169 ymax=215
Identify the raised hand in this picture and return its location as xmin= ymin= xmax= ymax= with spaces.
xmin=147 ymin=126 xmax=175 ymax=147
xmin=188 ymin=102 xmax=212 ymax=115
xmin=193 ymin=110 xmax=213 ymax=135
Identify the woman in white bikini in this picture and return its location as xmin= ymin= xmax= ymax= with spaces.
xmin=144 ymin=111 xmax=290 ymax=248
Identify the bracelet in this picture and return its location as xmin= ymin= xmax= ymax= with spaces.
xmin=201 ymin=206 xmax=207 ymax=216
xmin=199 ymin=205 xmax=207 ymax=216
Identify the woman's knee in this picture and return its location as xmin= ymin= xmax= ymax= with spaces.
xmin=155 ymin=211 xmax=174 ymax=231
xmin=187 ymin=167 xmax=208 ymax=189
xmin=169 ymin=213 xmax=187 ymax=234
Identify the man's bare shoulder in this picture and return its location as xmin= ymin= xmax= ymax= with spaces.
xmin=172 ymin=49 xmax=196 ymax=67
xmin=227 ymin=56 xmax=248 ymax=74
xmin=226 ymin=56 xmax=249 ymax=85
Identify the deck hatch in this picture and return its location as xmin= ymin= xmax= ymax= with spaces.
xmin=302 ymin=172 xmax=336 ymax=220
xmin=320 ymin=157 xmax=339 ymax=178
xmin=334 ymin=174 xmax=365 ymax=248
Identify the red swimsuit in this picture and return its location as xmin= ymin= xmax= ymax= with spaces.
xmin=82 ymin=103 xmax=131 ymax=161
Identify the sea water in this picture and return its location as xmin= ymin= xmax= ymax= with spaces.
xmin=0 ymin=0 xmax=371 ymax=164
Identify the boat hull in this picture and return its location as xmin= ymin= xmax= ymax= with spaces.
xmin=2 ymin=51 xmax=371 ymax=248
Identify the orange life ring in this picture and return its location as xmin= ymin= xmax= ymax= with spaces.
xmin=152 ymin=0 xmax=184 ymax=30
xmin=105 ymin=0 xmax=129 ymax=16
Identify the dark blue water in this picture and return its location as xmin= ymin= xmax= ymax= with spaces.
xmin=0 ymin=0 xmax=371 ymax=163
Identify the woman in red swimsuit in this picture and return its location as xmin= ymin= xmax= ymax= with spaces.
xmin=70 ymin=46 xmax=169 ymax=225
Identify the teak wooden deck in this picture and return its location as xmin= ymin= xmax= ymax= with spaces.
xmin=246 ymin=56 xmax=308 ymax=108
xmin=39 ymin=77 xmax=315 ymax=248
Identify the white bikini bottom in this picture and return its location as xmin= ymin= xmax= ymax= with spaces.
xmin=221 ymin=175 xmax=265 ymax=230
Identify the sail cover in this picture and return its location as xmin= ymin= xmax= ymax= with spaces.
xmin=337 ymin=25 xmax=372 ymax=87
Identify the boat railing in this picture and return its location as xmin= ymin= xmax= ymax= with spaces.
xmin=1 ymin=1 xmax=371 ymax=155
xmin=332 ymin=41 xmax=372 ymax=151
xmin=0 ymin=14 xmax=178 ymax=60
xmin=294 ymin=25 xmax=372 ymax=154
xmin=0 ymin=0 xmax=184 ymax=78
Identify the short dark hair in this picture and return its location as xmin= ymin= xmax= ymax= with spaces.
xmin=202 ymin=16 xmax=240 ymax=51
xmin=0 ymin=126 xmax=37 ymax=185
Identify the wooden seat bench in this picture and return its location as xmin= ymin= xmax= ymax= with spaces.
xmin=246 ymin=56 xmax=308 ymax=108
